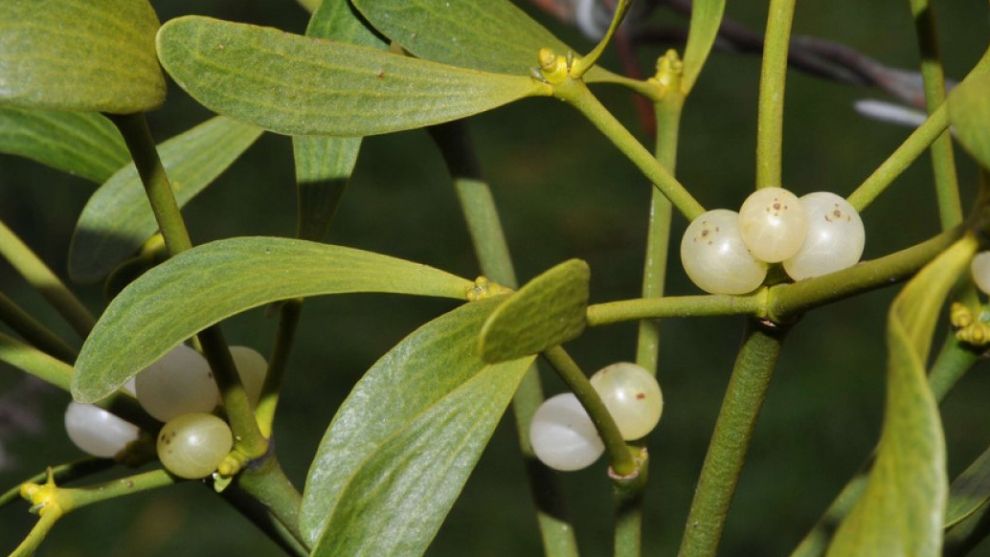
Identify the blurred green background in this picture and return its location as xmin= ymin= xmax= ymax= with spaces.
xmin=2 ymin=1 xmax=990 ymax=555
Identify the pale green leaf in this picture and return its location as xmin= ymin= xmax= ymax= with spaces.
xmin=0 ymin=0 xmax=165 ymax=113
xmin=944 ymin=445 xmax=990 ymax=529
xmin=72 ymin=237 xmax=474 ymax=403
xmin=0 ymin=332 xmax=73 ymax=391
xmin=479 ymin=259 xmax=589 ymax=363
xmin=949 ymin=72 xmax=990 ymax=171
xmin=297 ymin=0 xmax=321 ymax=13
xmin=826 ymin=236 xmax=978 ymax=557
xmin=293 ymin=0 xmax=387 ymax=242
xmin=681 ymin=0 xmax=726 ymax=93
xmin=156 ymin=16 xmax=548 ymax=137
xmin=302 ymin=298 xmax=533 ymax=555
xmin=351 ymin=0 xmax=620 ymax=83
xmin=68 ymin=116 xmax=263 ymax=283
xmin=0 ymin=107 xmax=128 ymax=182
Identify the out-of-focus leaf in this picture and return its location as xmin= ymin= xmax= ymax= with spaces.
xmin=296 ymin=0 xmax=321 ymax=13
xmin=156 ymin=16 xmax=547 ymax=137
xmin=293 ymin=0 xmax=386 ymax=241
xmin=0 ymin=332 xmax=73 ymax=391
xmin=351 ymin=0 xmax=619 ymax=84
xmin=0 ymin=0 xmax=165 ymax=113
xmin=68 ymin=116 xmax=262 ymax=282
xmin=944 ymin=445 xmax=990 ymax=529
xmin=949 ymin=71 xmax=990 ymax=171
xmin=826 ymin=235 xmax=978 ymax=557
xmin=681 ymin=0 xmax=726 ymax=93
xmin=302 ymin=298 xmax=533 ymax=555
xmin=479 ymin=259 xmax=588 ymax=362
xmin=0 ymin=108 xmax=128 ymax=182
xmin=72 ymin=237 xmax=474 ymax=403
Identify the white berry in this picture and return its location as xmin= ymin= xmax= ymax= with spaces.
xmin=680 ymin=209 xmax=768 ymax=294
xmin=590 ymin=362 xmax=663 ymax=440
xmin=230 ymin=346 xmax=268 ymax=407
xmin=157 ymin=413 xmax=233 ymax=479
xmin=530 ymin=393 xmax=604 ymax=471
xmin=971 ymin=252 xmax=990 ymax=295
xmin=783 ymin=192 xmax=865 ymax=280
xmin=135 ymin=344 xmax=219 ymax=422
xmin=738 ymin=187 xmax=808 ymax=263
xmin=64 ymin=402 xmax=140 ymax=458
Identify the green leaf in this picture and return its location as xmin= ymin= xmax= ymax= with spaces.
xmin=0 ymin=0 xmax=165 ymax=113
xmin=293 ymin=0 xmax=387 ymax=242
xmin=0 ymin=332 xmax=73 ymax=391
xmin=68 ymin=116 xmax=263 ymax=283
xmin=155 ymin=16 xmax=547 ymax=137
xmin=479 ymin=259 xmax=589 ymax=363
xmin=826 ymin=235 xmax=978 ymax=557
xmin=949 ymin=71 xmax=990 ymax=171
xmin=296 ymin=0 xmax=321 ymax=13
xmin=944 ymin=444 xmax=990 ymax=529
xmin=72 ymin=237 xmax=474 ymax=403
xmin=681 ymin=0 xmax=727 ymax=93
xmin=351 ymin=0 xmax=619 ymax=84
xmin=302 ymin=298 xmax=534 ymax=555
xmin=0 ymin=107 xmax=128 ymax=183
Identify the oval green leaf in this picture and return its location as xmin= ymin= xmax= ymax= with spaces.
xmin=0 ymin=107 xmax=128 ymax=183
xmin=72 ymin=237 xmax=474 ymax=403
xmin=302 ymin=297 xmax=533 ymax=555
xmin=479 ymin=259 xmax=589 ymax=363
xmin=681 ymin=0 xmax=726 ymax=93
xmin=944 ymin=444 xmax=990 ymax=529
xmin=351 ymin=0 xmax=620 ymax=84
xmin=949 ymin=71 xmax=990 ymax=171
xmin=156 ymin=16 xmax=548 ymax=137
xmin=68 ymin=116 xmax=263 ymax=283
xmin=0 ymin=0 xmax=165 ymax=113
xmin=826 ymin=236 xmax=977 ymax=557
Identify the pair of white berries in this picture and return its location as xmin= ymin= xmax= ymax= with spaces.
xmin=680 ymin=188 xmax=866 ymax=295
xmin=530 ymin=362 xmax=662 ymax=471
xmin=64 ymin=344 xmax=268 ymax=479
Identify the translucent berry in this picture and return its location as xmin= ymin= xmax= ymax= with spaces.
xmin=64 ymin=402 xmax=140 ymax=458
xmin=971 ymin=252 xmax=990 ymax=295
xmin=590 ymin=362 xmax=663 ymax=440
xmin=738 ymin=187 xmax=808 ymax=262
xmin=783 ymin=192 xmax=865 ymax=280
xmin=230 ymin=346 xmax=268 ymax=407
xmin=680 ymin=209 xmax=768 ymax=294
xmin=529 ymin=393 xmax=604 ymax=471
xmin=135 ymin=344 xmax=219 ymax=422
xmin=157 ymin=413 xmax=233 ymax=479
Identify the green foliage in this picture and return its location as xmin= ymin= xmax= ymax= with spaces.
xmin=479 ymin=259 xmax=589 ymax=362
xmin=0 ymin=108 xmax=127 ymax=183
xmin=72 ymin=237 xmax=474 ymax=403
xmin=155 ymin=16 xmax=548 ymax=137
xmin=303 ymin=298 xmax=533 ymax=554
xmin=945 ymin=444 xmax=990 ymax=529
xmin=949 ymin=71 xmax=990 ymax=171
xmin=680 ymin=0 xmax=727 ymax=93
xmin=69 ymin=117 xmax=262 ymax=282
xmin=0 ymin=0 xmax=164 ymax=113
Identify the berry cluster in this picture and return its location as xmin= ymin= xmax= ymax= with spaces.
xmin=680 ymin=188 xmax=865 ymax=295
xmin=64 ymin=344 xmax=268 ymax=479
xmin=529 ymin=362 xmax=662 ymax=471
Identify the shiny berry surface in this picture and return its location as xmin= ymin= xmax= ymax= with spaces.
xmin=64 ymin=402 xmax=140 ymax=458
xmin=680 ymin=209 xmax=768 ymax=294
xmin=157 ymin=413 xmax=233 ymax=479
xmin=783 ymin=192 xmax=865 ymax=280
xmin=529 ymin=393 xmax=604 ymax=471
xmin=590 ymin=362 xmax=663 ymax=440
xmin=738 ymin=187 xmax=808 ymax=263
xmin=135 ymin=344 xmax=219 ymax=422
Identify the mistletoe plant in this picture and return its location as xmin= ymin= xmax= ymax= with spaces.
xmin=2 ymin=0 xmax=990 ymax=556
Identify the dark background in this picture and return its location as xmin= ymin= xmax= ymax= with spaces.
xmin=2 ymin=1 xmax=990 ymax=555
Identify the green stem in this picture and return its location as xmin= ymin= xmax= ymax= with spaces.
xmin=588 ymin=294 xmax=764 ymax=327
xmin=256 ymin=299 xmax=303 ymax=439
xmin=59 ymin=469 xmax=176 ymax=510
xmin=430 ymin=121 xmax=580 ymax=557
xmin=845 ymin=105 xmax=950 ymax=211
xmin=0 ymin=331 xmax=73 ymax=390
xmin=236 ymin=455 xmax=306 ymax=548
xmin=755 ymin=0 xmax=797 ymax=189
xmin=221 ymin=484 xmax=309 ymax=557
xmin=571 ymin=0 xmax=632 ymax=78
xmin=0 ymin=220 xmax=95 ymax=338
xmin=0 ymin=291 xmax=77 ymax=362
xmin=908 ymin=0 xmax=962 ymax=229
xmin=677 ymin=321 xmax=786 ymax=557
xmin=1 ymin=459 xmax=113 ymax=509
xmin=613 ymin=449 xmax=649 ymax=557
xmin=10 ymin=507 xmax=60 ymax=557
xmin=542 ymin=346 xmax=637 ymax=477
xmin=110 ymin=113 xmax=266 ymax=457
xmin=553 ymin=78 xmax=705 ymax=220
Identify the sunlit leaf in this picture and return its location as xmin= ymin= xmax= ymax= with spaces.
xmin=949 ymin=71 xmax=990 ymax=171
xmin=944 ymin=444 xmax=990 ymax=529
xmin=156 ymin=16 xmax=548 ymax=137
xmin=681 ymin=0 xmax=726 ymax=93
xmin=826 ymin=236 xmax=978 ymax=557
xmin=302 ymin=298 xmax=533 ymax=555
xmin=479 ymin=259 xmax=588 ymax=362
xmin=72 ymin=237 xmax=474 ymax=403
xmin=68 ymin=116 xmax=262 ymax=283
xmin=0 ymin=107 xmax=128 ymax=182
xmin=0 ymin=0 xmax=165 ymax=113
